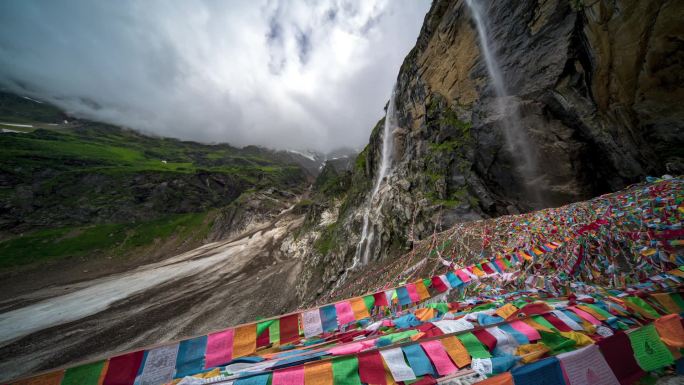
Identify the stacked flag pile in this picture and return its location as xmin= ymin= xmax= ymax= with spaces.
xmin=8 ymin=176 xmax=683 ymax=385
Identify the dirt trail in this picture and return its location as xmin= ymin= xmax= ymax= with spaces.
xmin=0 ymin=209 xmax=306 ymax=382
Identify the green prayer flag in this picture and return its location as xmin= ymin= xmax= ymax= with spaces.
xmin=61 ymin=361 xmax=105 ymax=385
xmin=425 ymin=302 xmax=450 ymax=314
xmin=627 ymin=324 xmax=674 ymax=371
xmin=257 ymin=319 xmax=274 ymax=336
xmin=332 ymin=356 xmax=361 ymax=385
xmin=539 ymin=330 xmax=575 ymax=353
xmin=670 ymin=293 xmax=684 ymax=312
xmin=363 ymin=295 xmax=375 ymax=311
xmin=585 ymin=303 xmax=613 ymax=319
xmin=269 ymin=319 xmax=280 ymax=344
xmin=531 ymin=315 xmax=558 ymax=332
xmin=624 ymin=296 xmax=661 ymax=319
xmin=423 ymin=278 xmax=432 ymax=288
xmin=457 ymin=332 xmax=492 ymax=359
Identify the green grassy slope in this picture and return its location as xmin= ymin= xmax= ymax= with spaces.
xmin=0 ymin=91 xmax=307 ymax=269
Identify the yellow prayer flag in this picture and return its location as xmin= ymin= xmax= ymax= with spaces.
xmin=559 ymin=331 xmax=594 ymax=347
xmin=651 ymin=293 xmax=682 ymax=314
xmin=494 ymin=303 xmax=518 ymax=319
xmin=414 ymin=280 xmax=430 ymax=300
xmin=11 ymin=371 xmax=64 ymax=385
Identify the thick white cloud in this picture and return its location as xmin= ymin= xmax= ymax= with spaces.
xmin=0 ymin=0 xmax=430 ymax=151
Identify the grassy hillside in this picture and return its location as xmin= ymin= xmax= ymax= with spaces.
xmin=0 ymin=91 xmax=308 ymax=269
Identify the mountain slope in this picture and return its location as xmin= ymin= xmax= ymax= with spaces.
xmin=291 ymin=0 xmax=684 ymax=304
xmin=0 ymin=92 xmax=313 ymax=282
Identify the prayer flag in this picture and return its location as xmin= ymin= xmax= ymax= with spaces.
xmin=332 ymin=356 xmax=361 ymax=385
xmin=414 ymin=280 xmax=431 ymax=300
xmin=511 ymin=357 xmax=566 ymax=385
xmin=402 ymin=344 xmax=435 ymax=376
xmin=102 ymin=351 xmax=144 ymax=385
xmin=233 ymin=324 xmax=257 ymax=358
xmin=380 ymin=348 xmax=416 ymax=382
xmin=304 ymin=361 xmax=333 ymax=385
xmin=406 ymin=283 xmax=421 ymax=303
xmin=280 ymin=314 xmax=301 ymax=345
xmin=374 ymin=292 xmax=389 ymax=307
xmin=205 ymin=329 xmax=234 ymax=369
xmin=597 ymin=331 xmax=645 ymax=384
xmin=139 ymin=344 xmax=179 ymax=385
xmin=627 ymin=323 xmax=674 ymax=371
xmin=303 ymin=309 xmax=324 ymax=338
xmin=61 ymin=361 xmax=106 ymax=385
xmin=420 ymin=340 xmax=458 ymax=375
xmin=273 ymin=366 xmax=304 ymax=385
xmin=440 ymin=336 xmax=471 ymax=368
xmin=350 ymin=297 xmax=370 ymax=320
xmin=557 ymin=344 xmax=619 ymax=385
xmin=175 ymin=335 xmax=207 ymax=378
xmin=320 ymin=305 xmax=338 ymax=332
xmin=457 ymin=332 xmax=492 ymax=359
xmin=335 ymin=301 xmax=356 ymax=325
xmin=358 ymin=350 xmax=387 ymax=385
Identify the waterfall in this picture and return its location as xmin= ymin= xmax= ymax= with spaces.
xmin=465 ymin=0 xmax=543 ymax=207
xmin=334 ymin=86 xmax=397 ymax=291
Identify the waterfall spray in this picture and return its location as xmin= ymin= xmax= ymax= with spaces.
xmin=465 ymin=0 xmax=543 ymax=207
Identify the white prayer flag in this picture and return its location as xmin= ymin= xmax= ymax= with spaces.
xmin=380 ymin=348 xmax=417 ymax=382
xmin=302 ymin=309 xmax=324 ymax=338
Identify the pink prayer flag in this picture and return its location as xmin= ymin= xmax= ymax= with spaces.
xmin=509 ymin=320 xmax=541 ymax=341
xmin=420 ymin=340 xmax=458 ymax=376
xmin=328 ymin=341 xmax=365 ymax=355
xmin=495 ymin=259 xmax=506 ymax=271
xmin=569 ymin=306 xmax=602 ymax=325
xmin=335 ymin=301 xmax=356 ymax=325
xmin=273 ymin=365 xmax=304 ymax=385
xmin=406 ymin=283 xmax=421 ymax=303
xmin=205 ymin=329 xmax=234 ymax=368
xmin=455 ymin=269 xmax=471 ymax=283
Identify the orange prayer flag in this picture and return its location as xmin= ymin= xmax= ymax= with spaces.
xmin=440 ymin=335 xmax=471 ymax=368
xmin=414 ymin=308 xmax=436 ymax=321
xmin=651 ymin=293 xmax=683 ymax=314
xmin=414 ymin=280 xmax=430 ymax=300
xmin=470 ymin=266 xmax=486 ymax=277
xmin=304 ymin=360 xmax=333 ymax=385
xmin=10 ymin=371 xmax=64 ymax=385
xmin=233 ymin=324 xmax=257 ymax=358
xmin=494 ymin=303 xmax=518 ymax=319
xmin=476 ymin=372 xmax=514 ymax=385
xmin=655 ymin=314 xmax=684 ymax=349
xmin=350 ymin=297 xmax=371 ymax=320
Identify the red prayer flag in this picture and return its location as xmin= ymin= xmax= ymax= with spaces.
xmin=431 ymin=276 xmax=449 ymax=293
xmin=102 ymin=351 xmax=144 ymax=385
xmin=473 ymin=329 xmax=497 ymax=351
xmin=358 ymin=350 xmax=387 ymax=385
xmin=373 ymin=291 xmax=389 ymax=307
xmin=280 ymin=314 xmax=301 ymax=345
xmin=596 ymin=332 xmax=645 ymax=385
xmin=541 ymin=314 xmax=573 ymax=332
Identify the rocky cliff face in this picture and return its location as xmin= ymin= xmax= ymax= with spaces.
xmin=294 ymin=0 xmax=683 ymax=303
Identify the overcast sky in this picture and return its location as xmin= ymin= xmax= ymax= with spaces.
xmin=0 ymin=0 xmax=430 ymax=152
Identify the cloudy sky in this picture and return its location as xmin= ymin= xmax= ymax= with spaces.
xmin=0 ymin=0 xmax=431 ymax=152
